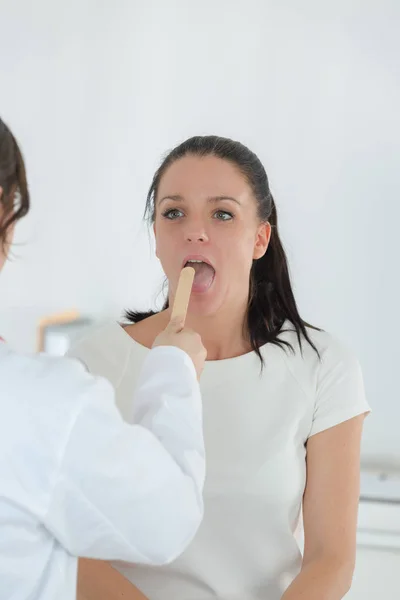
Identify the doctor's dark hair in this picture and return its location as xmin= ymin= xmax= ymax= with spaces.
xmin=126 ymin=135 xmax=319 ymax=364
xmin=0 ymin=118 xmax=30 ymax=251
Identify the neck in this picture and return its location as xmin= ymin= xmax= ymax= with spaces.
xmin=176 ymin=301 xmax=251 ymax=361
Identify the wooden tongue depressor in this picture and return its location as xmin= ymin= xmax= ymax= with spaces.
xmin=170 ymin=266 xmax=195 ymax=325
xmin=37 ymin=309 xmax=80 ymax=352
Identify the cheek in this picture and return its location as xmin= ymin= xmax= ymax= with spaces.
xmin=227 ymin=231 xmax=257 ymax=268
xmin=154 ymin=231 xmax=179 ymax=270
xmin=216 ymin=240 xmax=255 ymax=291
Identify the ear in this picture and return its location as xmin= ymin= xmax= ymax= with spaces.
xmin=253 ymin=222 xmax=271 ymax=260
xmin=153 ymin=222 xmax=159 ymax=259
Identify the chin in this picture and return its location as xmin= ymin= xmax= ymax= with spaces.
xmin=187 ymin=286 xmax=227 ymax=318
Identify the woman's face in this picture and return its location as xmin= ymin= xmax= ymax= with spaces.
xmin=154 ymin=155 xmax=271 ymax=317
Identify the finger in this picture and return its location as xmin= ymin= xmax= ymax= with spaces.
xmin=166 ymin=316 xmax=185 ymax=333
xmin=170 ymin=266 xmax=195 ymax=326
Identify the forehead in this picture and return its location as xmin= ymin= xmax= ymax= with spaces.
xmin=157 ymin=155 xmax=251 ymax=200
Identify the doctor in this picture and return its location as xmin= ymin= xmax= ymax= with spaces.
xmin=0 ymin=117 xmax=207 ymax=599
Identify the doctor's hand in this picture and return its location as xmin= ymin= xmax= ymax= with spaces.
xmin=152 ymin=317 xmax=207 ymax=380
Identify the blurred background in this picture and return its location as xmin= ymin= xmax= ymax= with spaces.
xmin=0 ymin=1 xmax=399 ymax=597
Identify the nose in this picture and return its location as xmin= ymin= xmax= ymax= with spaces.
xmin=185 ymin=225 xmax=209 ymax=243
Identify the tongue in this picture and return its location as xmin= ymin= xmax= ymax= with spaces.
xmin=190 ymin=262 xmax=215 ymax=292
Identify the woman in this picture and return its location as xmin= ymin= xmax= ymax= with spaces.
xmin=71 ymin=135 xmax=370 ymax=600
xmin=0 ymin=118 xmax=207 ymax=600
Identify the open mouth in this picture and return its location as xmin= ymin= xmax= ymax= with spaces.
xmin=184 ymin=258 xmax=216 ymax=293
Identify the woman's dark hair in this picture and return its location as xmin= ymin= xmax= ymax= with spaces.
xmin=0 ymin=118 xmax=30 ymax=251
xmin=126 ymin=135 xmax=319 ymax=364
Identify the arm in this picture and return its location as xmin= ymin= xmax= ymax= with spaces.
xmin=44 ymin=346 xmax=205 ymax=565
xmin=77 ymin=558 xmax=147 ymax=600
xmin=282 ymin=414 xmax=366 ymax=600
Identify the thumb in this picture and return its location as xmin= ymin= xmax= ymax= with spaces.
xmin=166 ymin=315 xmax=185 ymax=333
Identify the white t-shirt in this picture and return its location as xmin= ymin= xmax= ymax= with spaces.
xmin=69 ymin=320 xmax=370 ymax=600
xmin=0 ymin=343 xmax=205 ymax=600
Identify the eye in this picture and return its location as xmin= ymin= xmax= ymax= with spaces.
xmin=162 ymin=208 xmax=184 ymax=220
xmin=213 ymin=210 xmax=234 ymax=221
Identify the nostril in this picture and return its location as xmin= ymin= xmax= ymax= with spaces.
xmin=186 ymin=233 xmax=206 ymax=242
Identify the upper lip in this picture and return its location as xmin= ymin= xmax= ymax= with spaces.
xmin=182 ymin=254 xmax=215 ymax=270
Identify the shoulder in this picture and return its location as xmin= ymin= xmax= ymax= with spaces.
xmin=70 ymin=321 xmax=126 ymax=354
xmin=0 ymin=344 xmax=100 ymax=408
xmin=270 ymin=322 xmax=363 ymax=394
xmin=0 ymin=343 xmax=81 ymax=381
xmin=305 ymin=326 xmax=362 ymax=378
xmin=67 ymin=320 xmax=150 ymax=387
xmin=124 ymin=311 xmax=168 ymax=347
xmin=278 ymin=322 xmax=359 ymax=364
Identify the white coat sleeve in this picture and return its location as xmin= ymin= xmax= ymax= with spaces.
xmin=43 ymin=346 xmax=205 ymax=565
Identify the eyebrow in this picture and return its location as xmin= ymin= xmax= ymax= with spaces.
xmin=158 ymin=194 xmax=241 ymax=206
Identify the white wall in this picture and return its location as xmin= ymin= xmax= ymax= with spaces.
xmin=346 ymin=546 xmax=400 ymax=599
xmin=0 ymin=0 xmax=399 ymax=464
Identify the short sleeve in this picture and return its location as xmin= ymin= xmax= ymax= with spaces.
xmin=308 ymin=340 xmax=370 ymax=438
